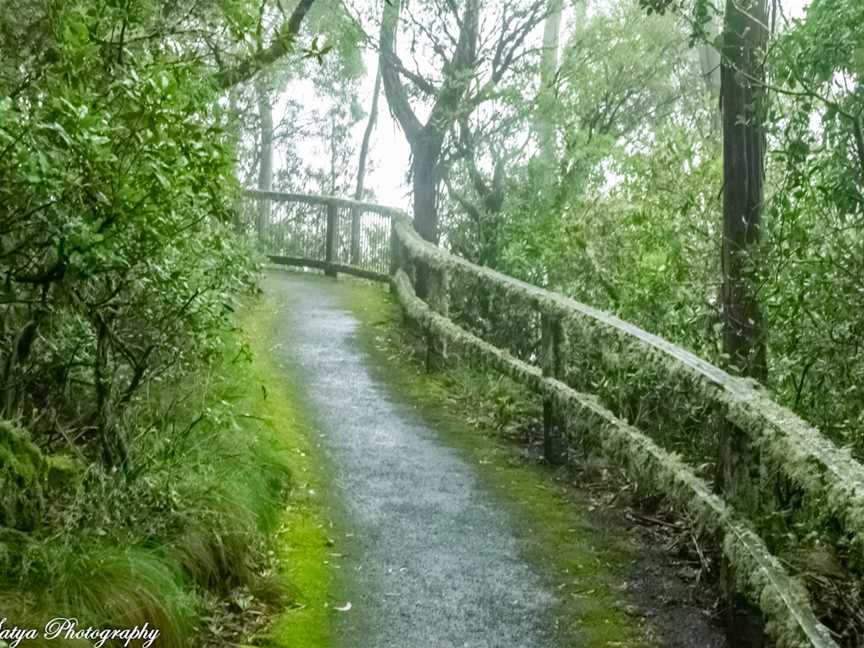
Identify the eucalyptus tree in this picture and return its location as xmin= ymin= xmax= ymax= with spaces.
xmin=719 ymin=0 xmax=769 ymax=384
xmin=378 ymin=0 xmax=547 ymax=257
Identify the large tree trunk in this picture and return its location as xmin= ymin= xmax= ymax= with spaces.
xmin=411 ymin=130 xmax=445 ymax=297
xmin=351 ymin=61 xmax=382 ymax=264
xmin=721 ymin=0 xmax=768 ymax=384
xmin=719 ymin=0 xmax=769 ymax=642
xmin=412 ymin=130 xmax=445 ymax=245
xmin=256 ymin=79 xmax=274 ymax=244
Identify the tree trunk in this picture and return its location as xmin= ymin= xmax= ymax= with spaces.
xmin=719 ymin=0 xmax=769 ymax=642
xmin=411 ymin=131 xmax=444 ymax=297
xmin=256 ymin=79 xmax=273 ymax=245
xmin=378 ymin=0 xmax=479 ymax=259
xmin=721 ymin=0 xmax=768 ymax=384
xmin=351 ymin=61 xmax=383 ymax=264
xmin=699 ymin=14 xmax=722 ymax=133
xmin=412 ymin=130 xmax=444 ymax=246
xmin=536 ymin=0 xmax=564 ymax=159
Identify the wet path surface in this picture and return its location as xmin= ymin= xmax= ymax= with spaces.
xmin=267 ymin=272 xmax=562 ymax=648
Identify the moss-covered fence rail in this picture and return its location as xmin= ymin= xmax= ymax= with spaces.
xmin=245 ymin=191 xmax=863 ymax=647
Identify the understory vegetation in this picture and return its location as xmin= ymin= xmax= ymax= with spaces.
xmin=0 ymin=299 xmax=301 ymax=644
xmin=0 ymin=0 xmax=331 ymax=643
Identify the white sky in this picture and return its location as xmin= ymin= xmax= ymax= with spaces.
xmin=273 ymin=0 xmax=811 ymax=210
xmin=355 ymin=50 xmax=413 ymax=207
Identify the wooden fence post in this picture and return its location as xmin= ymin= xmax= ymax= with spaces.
xmin=541 ymin=312 xmax=567 ymax=464
xmin=350 ymin=207 xmax=361 ymax=266
xmin=425 ymin=265 xmax=449 ymax=372
xmin=325 ymin=202 xmax=338 ymax=278
xmin=389 ymin=217 xmax=400 ymax=293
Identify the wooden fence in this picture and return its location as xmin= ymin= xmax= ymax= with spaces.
xmin=244 ymin=190 xmax=864 ymax=648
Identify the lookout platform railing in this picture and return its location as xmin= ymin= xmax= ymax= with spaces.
xmin=244 ymin=190 xmax=864 ymax=648
xmin=243 ymin=189 xmax=399 ymax=281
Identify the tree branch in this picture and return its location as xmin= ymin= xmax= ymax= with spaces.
xmin=213 ymin=0 xmax=316 ymax=89
xmin=379 ymin=0 xmax=423 ymax=140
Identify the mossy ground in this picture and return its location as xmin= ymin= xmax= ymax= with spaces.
xmin=238 ymin=294 xmax=335 ymax=648
xmin=336 ymin=277 xmax=652 ymax=647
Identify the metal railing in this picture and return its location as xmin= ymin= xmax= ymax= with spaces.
xmin=243 ymin=190 xmax=399 ymax=281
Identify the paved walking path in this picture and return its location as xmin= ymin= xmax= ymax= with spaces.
xmin=267 ymin=271 xmax=563 ymax=648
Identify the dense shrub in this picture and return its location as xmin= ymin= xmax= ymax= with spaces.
xmin=0 ymin=1 xmax=259 ymax=465
xmin=0 ymin=1 xmax=289 ymax=642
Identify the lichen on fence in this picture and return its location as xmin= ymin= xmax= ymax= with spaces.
xmin=390 ymin=211 xmax=864 ymax=558
xmin=391 ymin=268 xmax=837 ymax=648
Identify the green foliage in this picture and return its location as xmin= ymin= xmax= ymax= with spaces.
xmin=0 ymin=422 xmax=45 ymax=532
xmin=0 ymin=0 xmax=257 ymax=464
xmin=443 ymin=0 xmax=864 ymax=462
xmin=756 ymin=0 xmax=864 ymax=450
xmin=0 ymin=0 xmax=320 ymax=641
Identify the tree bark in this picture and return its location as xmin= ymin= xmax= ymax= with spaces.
xmin=411 ymin=131 xmax=445 ymax=245
xmin=719 ymin=0 xmax=769 ymax=642
xmin=256 ymin=78 xmax=274 ymax=244
xmin=721 ymin=0 xmax=768 ymax=384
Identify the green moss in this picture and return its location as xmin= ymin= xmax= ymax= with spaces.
xmin=337 ymin=278 xmax=651 ymax=647
xmin=238 ymin=295 xmax=335 ymax=648
xmin=0 ymin=420 xmax=44 ymax=531
xmin=43 ymin=454 xmax=84 ymax=491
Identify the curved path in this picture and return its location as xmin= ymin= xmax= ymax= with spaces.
xmin=267 ymin=271 xmax=563 ymax=648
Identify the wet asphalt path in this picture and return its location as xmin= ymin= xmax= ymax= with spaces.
xmin=267 ymin=271 xmax=561 ymax=648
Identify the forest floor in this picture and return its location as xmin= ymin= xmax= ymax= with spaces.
xmin=257 ymin=269 xmax=727 ymax=648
